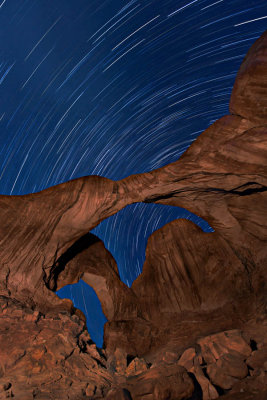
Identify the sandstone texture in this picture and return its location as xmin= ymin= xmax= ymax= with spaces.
xmin=0 ymin=32 xmax=266 ymax=399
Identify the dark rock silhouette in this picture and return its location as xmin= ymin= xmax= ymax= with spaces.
xmin=0 ymin=31 xmax=266 ymax=399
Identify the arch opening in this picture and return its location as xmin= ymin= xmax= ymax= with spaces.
xmin=56 ymin=280 xmax=107 ymax=348
xmin=54 ymin=203 xmax=213 ymax=348
xmin=92 ymin=202 xmax=214 ymax=287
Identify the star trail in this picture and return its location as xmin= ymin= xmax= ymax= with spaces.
xmin=0 ymin=0 xmax=266 ymax=346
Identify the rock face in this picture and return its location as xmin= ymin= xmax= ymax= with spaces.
xmin=0 ymin=32 xmax=266 ymax=399
xmin=229 ymin=29 xmax=267 ymax=125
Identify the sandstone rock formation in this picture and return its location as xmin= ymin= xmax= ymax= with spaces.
xmin=0 ymin=31 xmax=266 ymax=399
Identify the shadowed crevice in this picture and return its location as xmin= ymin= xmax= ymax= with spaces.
xmin=206 ymin=182 xmax=267 ymax=196
xmin=45 ymin=233 xmax=101 ymax=291
xmin=187 ymin=372 xmax=203 ymax=400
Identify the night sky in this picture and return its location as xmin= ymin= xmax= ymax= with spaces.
xmin=0 ymin=0 xmax=266 ymax=346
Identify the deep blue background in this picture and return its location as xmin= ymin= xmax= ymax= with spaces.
xmin=0 ymin=0 xmax=266 ymax=346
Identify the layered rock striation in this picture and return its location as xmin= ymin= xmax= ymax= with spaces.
xmin=0 ymin=31 xmax=266 ymax=399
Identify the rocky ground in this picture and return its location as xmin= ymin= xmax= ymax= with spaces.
xmin=1 ymin=295 xmax=266 ymax=399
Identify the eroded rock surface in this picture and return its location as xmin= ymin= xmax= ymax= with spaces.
xmin=0 ymin=31 xmax=266 ymax=399
xmin=0 ymin=296 xmax=112 ymax=399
